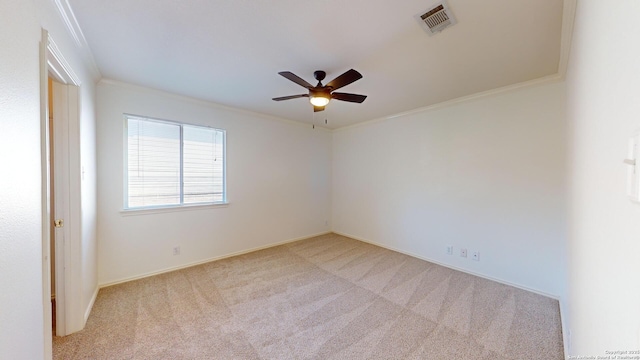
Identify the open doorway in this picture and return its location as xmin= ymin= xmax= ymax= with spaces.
xmin=40 ymin=29 xmax=83 ymax=359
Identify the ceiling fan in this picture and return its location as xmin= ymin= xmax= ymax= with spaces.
xmin=272 ymin=69 xmax=367 ymax=112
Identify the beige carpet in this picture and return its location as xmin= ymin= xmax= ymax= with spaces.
xmin=53 ymin=233 xmax=564 ymax=359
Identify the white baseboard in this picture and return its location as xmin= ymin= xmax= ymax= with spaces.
xmin=559 ymin=297 xmax=570 ymax=358
xmin=84 ymin=285 xmax=99 ymax=325
xmin=99 ymin=231 xmax=332 ymax=289
xmin=333 ymin=230 xmax=560 ymax=300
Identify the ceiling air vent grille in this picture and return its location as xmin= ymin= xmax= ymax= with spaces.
xmin=415 ymin=2 xmax=457 ymax=35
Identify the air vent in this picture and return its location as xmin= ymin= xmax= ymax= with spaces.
xmin=415 ymin=1 xmax=457 ymax=35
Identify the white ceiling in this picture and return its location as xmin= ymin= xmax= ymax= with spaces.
xmin=68 ymin=0 xmax=566 ymax=129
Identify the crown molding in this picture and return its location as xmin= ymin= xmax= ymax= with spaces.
xmin=334 ymin=74 xmax=564 ymax=133
xmin=557 ymin=0 xmax=577 ymax=80
xmin=51 ymin=0 xmax=102 ymax=80
xmin=52 ymin=0 xmax=86 ymax=47
xmin=98 ymin=79 xmax=333 ymax=132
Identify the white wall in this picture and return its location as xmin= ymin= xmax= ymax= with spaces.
xmin=0 ymin=0 xmax=98 ymax=357
xmin=79 ymin=70 xmax=99 ymax=327
xmin=96 ymin=81 xmax=332 ymax=285
xmin=333 ymin=81 xmax=566 ymax=297
xmin=565 ymin=0 xmax=640 ymax=356
xmin=0 ymin=1 xmax=44 ymax=357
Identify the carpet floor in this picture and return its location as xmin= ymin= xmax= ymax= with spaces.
xmin=53 ymin=233 xmax=564 ymax=359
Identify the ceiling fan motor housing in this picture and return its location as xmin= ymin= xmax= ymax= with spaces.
xmin=314 ymin=70 xmax=327 ymax=83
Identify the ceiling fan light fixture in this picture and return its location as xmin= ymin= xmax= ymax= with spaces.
xmin=309 ymin=88 xmax=331 ymax=107
xmin=309 ymin=95 xmax=330 ymax=107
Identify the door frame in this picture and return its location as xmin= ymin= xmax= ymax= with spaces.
xmin=40 ymin=29 xmax=82 ymax=359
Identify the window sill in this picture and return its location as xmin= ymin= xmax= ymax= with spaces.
xmin=120 ymin=202 xmax=229 ymax=216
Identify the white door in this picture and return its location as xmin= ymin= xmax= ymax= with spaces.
xmin=51 ymin=79 xmax=70 ymax=336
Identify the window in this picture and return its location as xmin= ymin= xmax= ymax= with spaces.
xmin=125 ymin=115 xmax=226 ymax=209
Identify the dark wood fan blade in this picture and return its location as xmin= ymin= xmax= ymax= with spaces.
xmin=314 ymin=106 xmax=325 ymax=112
xmin=331 ymin=92 xmax=367 ymax=103
xmin=278 ymin=71 xmax=313 ymax=89
xmin=325 ymin=69 xmax=362 ymax=91
xmin=272 ymin=94 xmax=309 ymax=101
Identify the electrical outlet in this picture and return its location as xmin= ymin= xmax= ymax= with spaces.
xmin=446 ymin=245 xmax=453 ymax=255
xmin=472 ymin=251 xmax=480 ymax=261
xmin=173 ymin=246 xmax=180 ymax=256
xmin=460 ymin=248 xmax=467 ymax=258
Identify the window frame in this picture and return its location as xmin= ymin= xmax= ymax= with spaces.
xmin=123 ymin=114 xmax=227 ymax=211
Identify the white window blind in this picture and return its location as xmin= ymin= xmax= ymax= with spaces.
xmin=183 ymin=125 xmax=225 ymax=204
xmin=125 ymin=115 xmax=226 ymax=209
